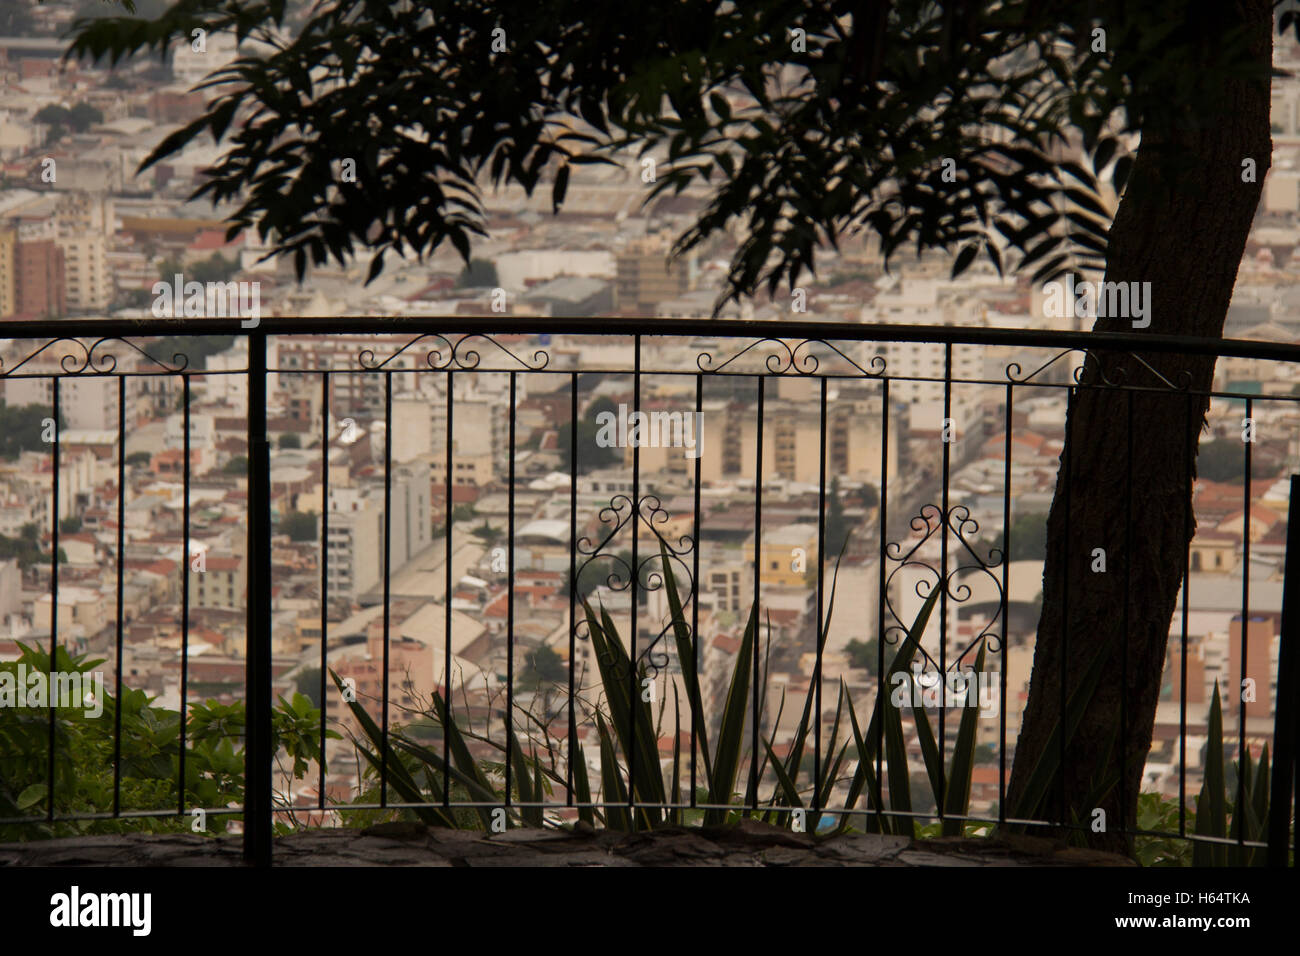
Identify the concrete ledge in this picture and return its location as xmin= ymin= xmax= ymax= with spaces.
xmin=0 ymin=821 xmax=1137 ymax=867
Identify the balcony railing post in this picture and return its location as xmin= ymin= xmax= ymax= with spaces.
xmin=1267 ymin=475 xmax=1300 ymax=866
xmin=244 ymin=331 xmax=273 ymax=866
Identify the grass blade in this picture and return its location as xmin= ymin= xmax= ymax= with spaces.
xmin=705 ymin=600 xmax=758 ymax=825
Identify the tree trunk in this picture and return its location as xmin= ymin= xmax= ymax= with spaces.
xmin=1005 ymin=0 xmax=1273 ymax=854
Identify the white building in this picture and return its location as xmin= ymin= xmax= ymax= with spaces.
xmin=860 ymin=279 xmax=986 ymax=405
xmin=5 ymin=373 xmax=120 ymax=431
xmin=325 ymin=461 xmax=431 ymax=601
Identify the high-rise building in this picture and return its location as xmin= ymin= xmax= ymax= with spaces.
xmin=4 ymin=368 xmax=119 ymax=431
xmin=14 ymin=238 xmax=65 ymax=318
xmin=1 ymin=210 xmax=67 ymax=320
xmin=0 ymin=225 xmax=14 ymax=316
xmin=615 ymin=235 xmax=690 ymax=314
xmin=54 ymin=231 xmax=109 ymax=312
xmin=324 ymin=461 xmax=431 ymax=602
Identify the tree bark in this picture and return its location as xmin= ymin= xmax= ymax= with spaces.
xmin=1005 ymin=0 xmax=1273 ymax=854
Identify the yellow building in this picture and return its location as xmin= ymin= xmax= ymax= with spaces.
xmin=744 ymin=523 xmax=818 ymax=589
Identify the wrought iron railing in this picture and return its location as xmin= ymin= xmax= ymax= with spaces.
xmin=0 ymin=316 xmax=1295 ymax=867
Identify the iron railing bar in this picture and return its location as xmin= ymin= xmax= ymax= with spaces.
xmin=379 ymin=372 xmax=393 ymax=809
xmin=113 ymin=374 xmax=126 ymax=817
xmin=876 ymin=378 xmax=888 ymax=803
xmin=270 ymin=363 xmax=1300 ymax=406
xmin=628 ymin=338 xmax=640 ymax=821
xmin=1267 ymin=474 xmax=1300 ymax=865
xmin=505 ymin=371 xmax=517 ymax=808
xmin=47 ymin=376 xmax=59 ymax=824
xmin=750 ymin=375 xmax=764 ymax=814
xmin=1121 ymin=389 xmax=1133 ymax=838
xmin=13 ymin=316 xmax=1300 ymax=365
xmin=244 ymin=330 xmax=272 ymax=866
xmin=1 ymin=369 xmax=249 ymax=380
xmin=318 ymin=371 xmax=330 ymax=811
xmin=1239 ymin=396 xmax=1252 ymax=848
xmin=999 ymin=383 xmax=1012 ymax=825
xmin=178 ymin=374 xmax=191 ymax=816
xmin=814 ymin=377 xmax=828 ymax=816
xmin=939 ymin=343 xmax=951 ymax=825
xmin=691 ymin=372 xmax=703 ymax=810
xmin=1180 ymin=391 xmax=1193 ymax=837
xmin=1059 ymin=385 xmax=1073 ymax=827
xmin=444 ymin=370 xmax=454 ymax=806
xmin=567 ymin=372 xmax=577 ymax=808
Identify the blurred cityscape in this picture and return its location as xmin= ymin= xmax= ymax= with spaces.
xmin=1 ymin=1 xmax=1299 ymax=821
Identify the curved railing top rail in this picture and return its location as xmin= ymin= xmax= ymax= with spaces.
xmin=5 ymin=315 xmax=1300 ymax=365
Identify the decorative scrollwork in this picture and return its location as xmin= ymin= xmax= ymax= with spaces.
xmin=881 ymin=503 xmax=1008 ymax=678
xmin=357 ymin=333 xmax=549 ymax=372
xmin=697 ymin=338 xmax=886 ymax=377
xmin=0 ymin=337 xmax=189 ymax=377
xmin=571 ymin=494 xmax=697 ymax=681
xmin=697 ymin=337 xmax=795 ymax=374
xmin=1006 ymin=348 xmax=1095 ymax=386
xmin=1006 ymin=347 xmax=1192 ymax=391
xmin=789 ymin=340 xmax=888 ymax=377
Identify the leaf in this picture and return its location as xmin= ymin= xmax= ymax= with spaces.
xmin=708 ymin=92 xmax=731 ymax=123
xmin=551 ymin=163 xmax=570 ymax=213
xmin=15 ymin=783 xmax=46 ymax=811
xmin=1112 ymin=155 xmax=1134 ymax=192
xmin=950 ymin=243 xmax=978 ymax=278
xmin=837 ymin=588 xmax=939 ymax=836
xmin=1008 ymin=634 xmax=1118 ymax=824
xmin=704 ymin=600 xmax=758 ymax=825
xmin=1092 ymin=136 xmax=1117 ymax=174
xmin=1018 ymin=234 xmax=1064 ymax=269
xmin=910 ymin=685 xmax=944 ymax=810
xmin=570 ymin=735 xmax=597 ymax=827
xmin=659 ymin=540 xmax=713 ymax=786
xmin=1194 ymin=682 xmax=1227 ymax=866
xmin=582 ymin=599 xmax=666 ymax=818
xmin=1062 ymin=186 xmax=1109 ymax=219
xmin=941 ymin=641 xmax=986 ymax=835
xmin=595 ymin=713 xmax=631 ymax=831
xmin=763 ymin=736 xmax=803 ymax=811
xmin=327 ymin=671 xmax=454 ymax=827
xmin=844 ymin=687 xmax=887 ymax=834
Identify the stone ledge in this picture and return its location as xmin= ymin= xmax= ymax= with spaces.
xmin=0 ymin=821 xmax=1136 ymax=867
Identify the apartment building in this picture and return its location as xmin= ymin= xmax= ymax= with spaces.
xmin=55 ymin=230 xmax=109 ymax=312
xmin=325 ymin=461 xmax=431 ymax=601
xmin=615 ymin=234 xmax=691 ymax=313
xmin=276 ymin=335 xmax=422 ymax=415
xmin=744 ymin=523 xmax=819 ymax=590
xmin=0 ymin=220 xmax=66 ymax=319
xmin=430 ymin=394 xmax=507 ymax=479
xmin=5 ymin=372 xmax=120 ymax=431
xmin=192 ymin=555 xmax=244 ymax=610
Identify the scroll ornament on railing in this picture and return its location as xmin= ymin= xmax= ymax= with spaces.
xmin=356 ymin=333 xmax=550 ymax=372
xmin=696 ymin=338 xmax=886 ymax=377
xmin=572 ymin=494 xmax=696 ymax=680
xmin=1005 ymin=348 xmax=1193 ymax=390
xmin=0 ymin=337 xmax=190 ymax=377
xmin=882 ymin=503 xmax=1006 ymax=681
